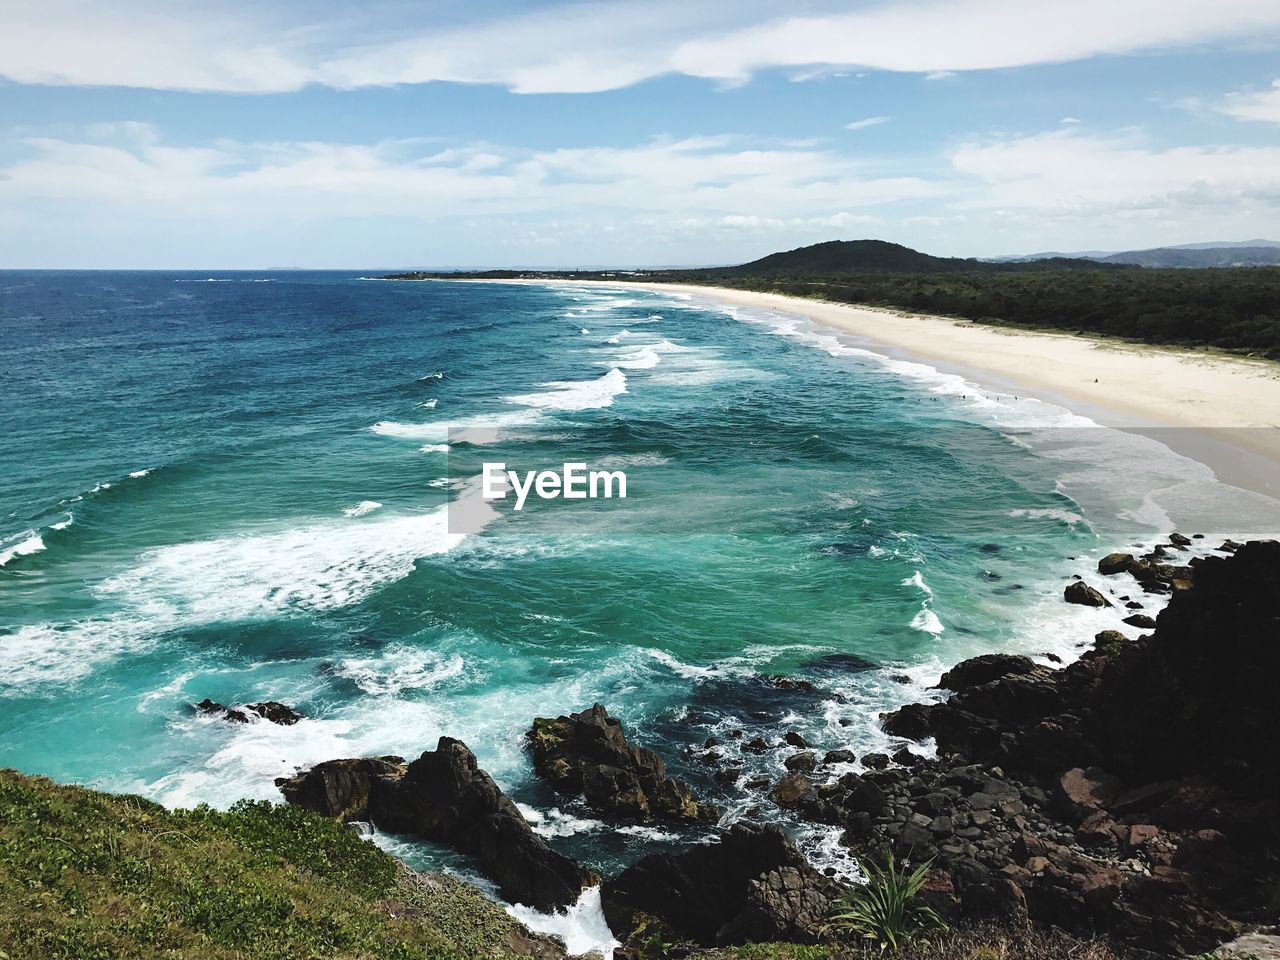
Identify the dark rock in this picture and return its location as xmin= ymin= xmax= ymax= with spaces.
xmin=527 ymin=704 xmax=717 ymax=823
xmin=1093 ymin=630 xmax=1129 ymax=655
xmin=783 ymin=730 xmax=809 ymax=749
xmin=881 ymin=702 xmax=933 ymax=740
xmin=784 ymin=752 xmax=817 ymax=773
xmin=938 ymin=654 xmax=1037 ymax=691
xmin=1056 ymin=767 xmax=1122 ymax=820
xmin=1122 ymin=613 xmax=1157 ymax=629
xmin=196 ymin=699 xmax=304 ymax=725
xmin=1064 ymin=581 xmax=1112 ymax=607
xmin=861 ymin=752 xmax=891 ymax=770
xmin=601 ymin=822 xmax=841 ymax=947
xmin=822 ymin=749 xmax=855 ymax=764
xmin=1098 ymin=552 xmax=1137 ymax=575
xmin=280 ymin=738 xmax=597 ymax=911
xmin=769 ymin=773 xmax=813 ymax=807
xmin=1169 ymin=533 xmax=1192 ymax=547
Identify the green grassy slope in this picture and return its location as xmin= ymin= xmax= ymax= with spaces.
xmin=0 ymin=769 xmax=561 ymax=960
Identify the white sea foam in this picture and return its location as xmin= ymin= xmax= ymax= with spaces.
xmin=579 ymin=328 xmax=590 ymax=335
xmin=335 ymin=647 xmax=465 ymax=696
xmin=419 ymin=443 xmax=451 ymax=453
xmin=50 ymin=514 xmax=74 ymax=531
xmin=129 ymin=468 xmax=152 ymax=479
xmin=1008 ymin=507 xmax=1086 ymax=526
xmin=417 ymin=371 xmax=445 ymax=381
xmin=506 ymin=887 xmax=620 ymax=959
xmin=343 ymin=500 xmax=383 ymax=517
xmin=506 ymin=368 xmax=627 ymax=411
xmin=0 ymin=531 xmax=45 ymax=567
xmin=901 ymin=570 xmax=933 ymax=597
xmin=614 ymin=824 xmax=679 ymax=841
xmin=910 ymin=608 xmax=945 ymax=635
xmin=1 ymin=504 xmax=481 ymax=694
xmin=516 ymin=804 xmax=604 ymax=839
xmin=417 ymin=398 xmax=438 ymax=409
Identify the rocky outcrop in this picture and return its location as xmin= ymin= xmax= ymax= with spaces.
xmin=1064 ymin=580 xmax=1112 ymax=607
xmin=863 ymin=541 xmax=1280 ymax=955
xmin=196 ymin=698 xmax=303 ymax=725
xmin=601 ymin=822 xmax=840 ymax=950
xmin=527 ymin=704 xmax=718 ymax=823
xmin=938 ymin=654 xmax=1037 ymax=691
xmin=278 ymin=737 xmax=597 ymax=911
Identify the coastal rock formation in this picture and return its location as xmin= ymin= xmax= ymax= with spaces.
xmin=863 ymin=541 xmax=1280 ymax=954
xmin=196 ymin=698 xmax=303 ymax=725
xmin=527 ymin=703 xmax=719 ymax=823
xmin=601 ymin=822 xmax=841 ymax=950
xmin=1063 ymin=580 xmax=1112 ymax=607
xmin=278 ymin=736 xmax=597 ymax=911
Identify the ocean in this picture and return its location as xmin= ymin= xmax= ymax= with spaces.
xmin=2 ymin=271 xmax=1278 ymax=933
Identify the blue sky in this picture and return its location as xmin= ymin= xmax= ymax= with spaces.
xmin=1 ymin=0 xmax=1279 ymax=268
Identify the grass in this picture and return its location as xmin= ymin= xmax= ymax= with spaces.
xmin=686 ymin=924 xmax=1119 ymax=959
xmin=0 ymin=768 xmax=559 ymax=960
xmin=825 ymin=852 xmax=941 ymax=950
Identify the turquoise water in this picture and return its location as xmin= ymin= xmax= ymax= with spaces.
xmin=3 ymin=272 xmax=1278 ymax=890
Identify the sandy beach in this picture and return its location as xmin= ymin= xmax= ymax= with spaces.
xmin=571 ymin=282 xmax=1280 ymax=500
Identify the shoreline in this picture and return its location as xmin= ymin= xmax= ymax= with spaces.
xmin=482 ymin=279 xmax=1280 ymax=501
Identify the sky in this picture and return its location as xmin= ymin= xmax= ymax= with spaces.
xmin=1 ymin=0 xmax=1279 ymax=268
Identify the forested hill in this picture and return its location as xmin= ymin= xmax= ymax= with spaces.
xmin=381 ymin=239 xmax=1280 ymax=359
xmin=727 ymin=239 xmax=1111 ymax=275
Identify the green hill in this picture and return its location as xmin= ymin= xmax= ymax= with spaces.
xmin=718 ymin=240 xmax=1109 ymax=276
xmin=0 ymin=768 xmax=562 ymax=960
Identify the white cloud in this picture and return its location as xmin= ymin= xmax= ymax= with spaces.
xmin=846 ymin=116 xmax=890 ymax=130
xmin=1217 ymin=79 xmax=1280 ymax=123
xmin=3 ymin=0 xmax=1279 ymax=94
xmin=946 ymin=129 xmax=1280 ymax=248
xmin=0 ymin=128 xmax=936 ymax=225
xmin=1059 ymin=116 xmax=1083 ymax=124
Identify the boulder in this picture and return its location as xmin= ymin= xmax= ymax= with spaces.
xmin=1098 ymin=552 xmax=1137 ymax=575
xmin=601 ymin=822 xmax=841 ymax=947
xmin=280 ymin=737 xmax=597 ymax=912
xmin=881 ymin=702 xmax=933 ymax=739
xmin=1064 ymin=581 xmax=1112 ymax=607
xmin=784 ymin=752 xmax=817 ymax=773
xmin=769 ymin=773 xmax=813 ymax=807
xmin=937 ymin=654 xmax=1037 ymax=691
xmin=527 ymin=704 xmax=717 ymax=823
xmin=1122 ymin=613 xmax=1157 ymax=629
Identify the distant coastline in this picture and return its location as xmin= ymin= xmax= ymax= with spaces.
xmin=407 ymin=274 xmax=1280 ymax=502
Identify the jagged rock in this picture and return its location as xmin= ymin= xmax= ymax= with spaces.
xmin=1122 ymin=613 xmax=1157 ymax=629
xmin=1064 ymin=581 xmax=1112 ymax=607
xmin=784 ymin=751 xmax=817 ymax=773
xmin=197 ymin=698 xmax=304 ymax=725
xmin=769 ymin=773 xmax=812 ymax=807
xmin=938 ymin=654 xmax=1037 ymax=691
xmin=276 ymin=756 xmax=405 ymax=820
xmin=822 ymin=749 xmax=855 ymax=764
xmin=527 ymin=704 xmax=717 ymax=823
xmin=1169 ymin=533 xmax=1192 ymax=547
xmin=1098 ymin=552 xmax=1137 ymax=575
xmin=601 ymin=822 xmax=841 ymax=947
xmin=280 ymin=737 xmax=596 ymax=912
xmin=881 ymin=702 xmax=933 ymax=739
xmin=783 ymin=730 xmax=809 ymax=748
xmin=1093 ymin=630 xmax=1129 ymax=655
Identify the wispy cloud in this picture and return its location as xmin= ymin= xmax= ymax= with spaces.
xmin=845 ymin=116 xmax=890 ymax=130
xmin=3 ymin=0 xmax=1279 ymax=94
xmin=1217 ymin=79 xmax=1280 ymax=123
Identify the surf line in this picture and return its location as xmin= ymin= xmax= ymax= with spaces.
xmin=481 ymin=462 xmax=627 ymax=511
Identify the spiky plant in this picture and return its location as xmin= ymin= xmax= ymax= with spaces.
xmin=826 ymin=850 xmax=942 ymax=950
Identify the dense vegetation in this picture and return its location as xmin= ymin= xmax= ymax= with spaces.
xmin=387 ymin=239 xmax=1280 ymax=359
xmin=0 ymin=769 xmax=557 ymax=960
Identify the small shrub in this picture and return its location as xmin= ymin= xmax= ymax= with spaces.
xmin=826 ymin=850 xmax=941 ymax=950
